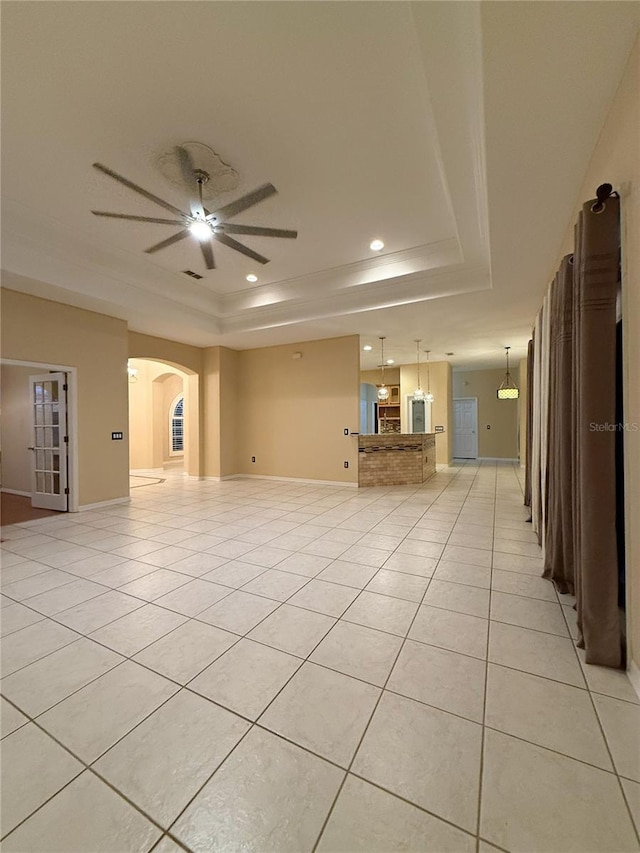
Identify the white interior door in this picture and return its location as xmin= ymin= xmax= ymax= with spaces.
xmin=453 ymin=398 xmax=478 ymax=459
xmin=29 ymin=373 xmax=68 ymax=510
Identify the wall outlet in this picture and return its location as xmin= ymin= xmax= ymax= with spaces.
xmin=344 ymin=461 xmax=349 ymax=468
xmin=251 ymin=456 xmax=256 ymax=463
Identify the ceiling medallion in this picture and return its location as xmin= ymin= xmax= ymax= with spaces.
xmin=156 ymin=141 xmax=240 ymax=201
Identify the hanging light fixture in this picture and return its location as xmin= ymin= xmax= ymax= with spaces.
xmin=424 ymin=350 xmax=435 ymax=403
xmin=497 ymin=346 xmax=519 ymax=399
xmin=413 ymin=340 xmax=425 ymax=400
xmin=377 ymin=337 xmax=389 ymax=402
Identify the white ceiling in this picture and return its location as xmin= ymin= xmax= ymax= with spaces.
xmin=2 ymin=1 xmax=638 ymax=371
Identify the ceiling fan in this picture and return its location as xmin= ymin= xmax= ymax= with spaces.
xmin=91 ymin=146 xmax=298 ymax=271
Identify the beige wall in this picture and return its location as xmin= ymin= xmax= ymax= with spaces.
xmin=452 ymin=368 xmax=519 ymax=459
xmin=128 ymin=331 xmax=204 ymax=375
xmin=360 ymin=367 xmax=401 ymax=387
xmin=219 ymin=347 xmax=240 ymax=478
xmin=128 ymin=332 xmax=202 ymax=477
xmin=201 ymin=345 xmax=241 ymax=479
xmin=1 ymin=288 xmax=129 ymax=507
xmin=551 ymin=39 xmax=640 ymax=674
xmin=0 ymin=365 xmax=36 ymax=493
xmin=235 ymin=336 xmax=360 ymax=483
xmin=203 ymin=347 xmax=222 ymax=479
xmin=400 ymin=361 xmax=452 ymax=465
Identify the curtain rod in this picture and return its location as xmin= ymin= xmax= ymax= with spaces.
xmin=592 ymin=182 xmax=615 ymax=213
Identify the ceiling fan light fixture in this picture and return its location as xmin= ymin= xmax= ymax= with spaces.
xmin=189 ymin=219 xmax=212 ymax=241
xmin=91 ymin=153 xmax=297 ymax=273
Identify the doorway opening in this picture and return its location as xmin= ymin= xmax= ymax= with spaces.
xmin=1 ymin=359 xmax=79 ymax=522
xmin=405 ymin=395 xmax=433 ymax=434
xmin=127 ymin=358 xmax=199 ymax=482
xmin=453 ymin=397 xmax=478 ymax=459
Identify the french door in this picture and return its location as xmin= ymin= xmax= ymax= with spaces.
xmin=29 ymin=373 xmax=69 ymax=510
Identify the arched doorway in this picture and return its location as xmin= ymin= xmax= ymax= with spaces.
xmin=127 ymin=357 xmax=199 ymax=478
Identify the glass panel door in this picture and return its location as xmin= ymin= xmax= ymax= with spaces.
xmin=29 ymin=372 xmax=68 ymax=510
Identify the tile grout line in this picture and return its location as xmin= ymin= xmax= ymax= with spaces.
xmin=310 ymin=461 xmax=480 ymax=852
xmin=4 ymin=466 xmax=637 ymax=849
xmin=474 ymin=460 xmax=499 ymax=852
xmin=556 ymin=567 xmax=640 ymax=846
xmin=158 ymin=471 xmax=463 ymax=848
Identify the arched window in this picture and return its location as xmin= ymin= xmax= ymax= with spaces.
xmin=169 ymin=395 xmax=184 ymax=455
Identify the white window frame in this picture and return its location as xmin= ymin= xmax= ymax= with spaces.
xmin=169 ymin=394 xmax=185 ymax=457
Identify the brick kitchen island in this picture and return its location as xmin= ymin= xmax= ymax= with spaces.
xmin=358 ymin=433 xmax=437 ymax=487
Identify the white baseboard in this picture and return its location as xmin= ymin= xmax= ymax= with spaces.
xmin=477 ymin=457 xmax=520 ymax=463
xmin=227 ymin=474 xmax=358 ymax=488
xmin=1 ymin=488 xmax=31 ymax=497
xmin=202 ymin=475 xmax=238 ymax=482
xmin=628 ymin=659 xmax=640 ymax=701
xmin=78 ymin=497 xmax=130 ymax=511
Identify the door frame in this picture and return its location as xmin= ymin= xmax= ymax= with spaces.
xmin=1 ymin=359 xmax=79 ymax=512
xmin=453 ymin=397 xmax=479 ymax=459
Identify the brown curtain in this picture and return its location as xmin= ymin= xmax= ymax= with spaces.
xmin=543 ymin=255 xmax=574 ymax=594
xmin=524 ymin=336 xmax=534 ymax=509
xmin=573 ymin=196 xmax=621 ymax=667
xmin=531 ymin=308 xmax=543 ymax=543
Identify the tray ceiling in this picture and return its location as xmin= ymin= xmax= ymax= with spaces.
xmin=2 ymin=1 xmax=638 ymax=369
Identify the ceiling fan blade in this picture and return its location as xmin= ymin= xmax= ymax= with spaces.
xmin=144 ymin=229 xmax=190 ymax=254
xmin=222 ymin=224 xmax=298 ymax=239
xmin=92 ymin=211 xmax=185 ymax=226
xmin=210 ymin=183 xmax=277 ymax=222
xmin=200 ymin=238 xmax=215 ymax=270
xmin=93 ymin=163 xmax=186 ymax=218
xmin=213 ymin=232 xmax=270 ymax=264
xmin=175 ymin=146 xmax=206 ymax=219
xmin=175 ymin=145 xmax=196 ymax=186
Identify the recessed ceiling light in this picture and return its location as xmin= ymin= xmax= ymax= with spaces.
xmin=370 ymin=239 xmax=384 ymax=252
xmin=246 ymin=273 xmax=258 ymax=283
xmin=363 ymin=345 xmax=373 ymax=352
xmin=386 ymin=358 xmax=394 ymax=365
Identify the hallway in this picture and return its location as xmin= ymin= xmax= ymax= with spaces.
xmin=1 ymin=463 xmax=638 ymax=851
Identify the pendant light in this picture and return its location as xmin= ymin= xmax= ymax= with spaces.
xmin=377 ymin=337 xmax=390 ymax=402
xmin=413 ymin=340 xmax=425 ymax=400
xmin=497 ymin=346 xmax=519 ymax=399
xmin=424 ymin=350 xmax=435 ymax=403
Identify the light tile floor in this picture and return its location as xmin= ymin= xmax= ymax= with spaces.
xmin=1 ymin=462 xmax=639 ymax=852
